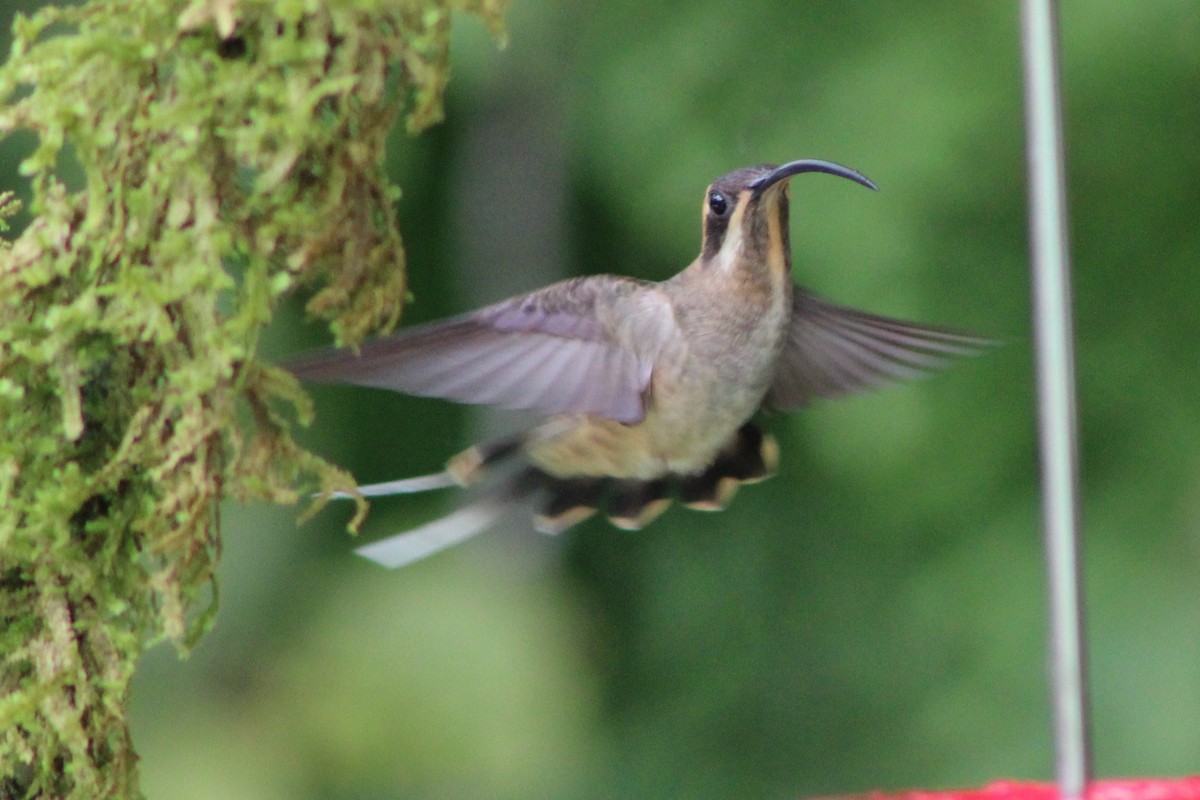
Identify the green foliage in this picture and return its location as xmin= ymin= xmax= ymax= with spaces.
xmin=0 ymin=0 xmax=506 ymax=796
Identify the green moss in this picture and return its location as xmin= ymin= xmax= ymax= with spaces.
xmin=0 ymin=0 xmax=507 ymax=796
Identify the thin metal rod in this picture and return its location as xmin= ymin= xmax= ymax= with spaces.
xmin=1019 ymin=0 xmax=1092 ymax=795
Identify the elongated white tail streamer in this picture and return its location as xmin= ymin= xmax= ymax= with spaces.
xmin=353 ymin=497 xmax=508 ymax=568
xmin=327 ymin=471 xmax=459 ymax=499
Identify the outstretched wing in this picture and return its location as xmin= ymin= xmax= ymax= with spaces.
xmin=288 ymin=276 xmax=674 ymax=424
xmin=764 ymin=290 xmax=994 ymax=411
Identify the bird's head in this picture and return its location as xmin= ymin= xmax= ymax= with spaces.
xmin=700 ymin=159 xmax=877 ymax=275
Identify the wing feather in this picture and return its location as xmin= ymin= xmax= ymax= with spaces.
xmin=288 ymin=276 xmax=668 ymax=423
xmin=764 ymin=291 xmax=994 ymax=410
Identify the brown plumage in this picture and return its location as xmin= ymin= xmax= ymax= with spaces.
xmin=289 ymin=160 xmax=991 ymax=567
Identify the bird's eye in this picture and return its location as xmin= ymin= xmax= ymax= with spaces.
xmin=708 ymin=191 xmax=729 ymax=216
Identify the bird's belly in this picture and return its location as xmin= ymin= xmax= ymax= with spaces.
xmin=524 ymin=370 xmax=769 ymax=481
xmin=526 ymin=290 xmax=788 ymax=481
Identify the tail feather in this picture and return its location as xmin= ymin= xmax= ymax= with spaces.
xmin=680 ymin=423 xmax=778 ymax=510
xmin=607 ymin=479 xmax=672 ymax=530
xmin=338 ymin=422 xmax=783 ymax=567
xmin=446 ymin=434 xmax=524 ymax=484
xmin=323 ymin=433 xmax=524 ymax=501
xmin=331 ymin=471 xmax=459 ymax=498
xmin=354 ymin=497 xmax=508 ymax=568
xmin=534 ymin=476 xmax=608 ymax=535
xmin=354 ymin=469 xmax=539 ymax=568
xmin=721 ymin=423 xmax=779 ymax=483
xmin=679 ymin=472 xmax=741 ymax=511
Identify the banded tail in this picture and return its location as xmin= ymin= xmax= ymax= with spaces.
xmin=335 ymin=422 xmax=780 ymax=568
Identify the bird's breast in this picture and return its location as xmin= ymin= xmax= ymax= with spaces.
xmin=526 ymin=276 xmax=792 ymax=481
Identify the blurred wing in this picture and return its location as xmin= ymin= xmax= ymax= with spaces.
xmin=764 ymin=290 xmax=994 ymax=411
xmin=288 ymin=277 xmax=668 ymax=424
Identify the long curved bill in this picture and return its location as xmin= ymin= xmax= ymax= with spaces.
xmin=749 ymin=159 xmax=878 ymax=196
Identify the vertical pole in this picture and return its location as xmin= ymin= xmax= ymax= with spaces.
xmin=1019 ymin=0 xmax=1092 ymax=795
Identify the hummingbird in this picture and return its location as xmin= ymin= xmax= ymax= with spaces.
xmin=290 ymin=159 xmax=989 ymax=568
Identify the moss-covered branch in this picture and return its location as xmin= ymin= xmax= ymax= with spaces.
xmin=0 ymin=0 xmax=506 ymax=796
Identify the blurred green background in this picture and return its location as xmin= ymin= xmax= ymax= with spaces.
xmin=4 ymin=1 xmax=1200 ymax=797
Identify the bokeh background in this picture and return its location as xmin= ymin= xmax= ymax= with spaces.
xmin=3 ymin=1 xmax=1199 ymax=798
